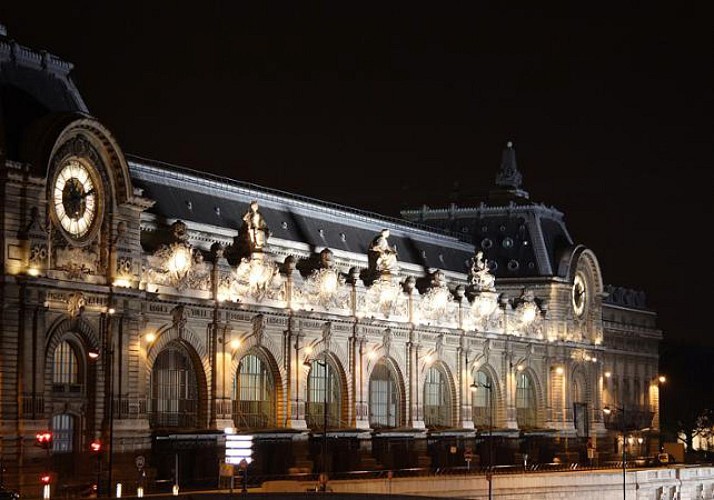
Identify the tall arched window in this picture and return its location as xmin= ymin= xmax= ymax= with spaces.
xmin=52 ymin=340 xmax=80 ymax=392
xmin=149 ymin=343 xmax=200 ymax=428
xmin=51 ymin=413 xmax=75 ymax=453
xmin=472 ymin=371 xmax=493 ymax=428
xmin=572 ymin=371 xmax=589 ymax=437
xmin=234 ymin=353 xmax=275 ymax=429
xmin=306 ymin=358 xmax=340 ymax=430
xmin=423 ymin=366 xmax=451 ymax=428
xmin=369 ymin=361 xmax=399 ymax=429
xmin=516 ymin=371 xmax=537 ymax=428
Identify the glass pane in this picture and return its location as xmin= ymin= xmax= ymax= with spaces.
xmin=234 ymin=354 xmax=275 ymax=428
xmin=306 ymin=359 xmax=340 ymax=429
xmin=424 ymin=367 xmax=450 ymax=428
xmin=149 ymin=344 xmax=199 ymax=428
xmin=369 ymin=362 xmax=398 ymax=428
xmin=53 ymin=341 xmax=79 ymax=385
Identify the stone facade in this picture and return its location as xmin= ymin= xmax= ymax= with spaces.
xmin=0 ymin=26 xmax=662 ymax=497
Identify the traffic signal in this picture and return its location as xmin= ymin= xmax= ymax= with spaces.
xmin=35 ymin=431 xmax=52 ymax=450
xmin=90 ymin=440 xmax=102 ymax=452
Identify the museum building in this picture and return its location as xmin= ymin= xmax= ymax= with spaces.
xmin=0 ymin=25 xmax=662 ymax=495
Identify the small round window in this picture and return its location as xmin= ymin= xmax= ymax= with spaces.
xmin=507 ymin=259 xmax=520 ymax=271
xmin=502 ymin=237 xmax=514 ymax=248
xmin=481 ymin=238 xmax=493 ymax=250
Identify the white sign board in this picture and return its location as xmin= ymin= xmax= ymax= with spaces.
xmin=225 ymin=433 xmax=254 ymax=465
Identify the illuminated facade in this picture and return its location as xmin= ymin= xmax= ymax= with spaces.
xmin=0 ymin=26 xmax=662 ymax=494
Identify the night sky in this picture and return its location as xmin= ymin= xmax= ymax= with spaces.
xmin=2 ymin=4 xmax=713 ymax=350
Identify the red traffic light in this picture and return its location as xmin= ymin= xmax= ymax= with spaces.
xmin=40 ymin=474 xmax=51 ymax=484
xmin=90 ymin=440 xmax=102 ymax=452
xmin=35 ymin=431 xmax=53 ymax=449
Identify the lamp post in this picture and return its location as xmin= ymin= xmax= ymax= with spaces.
xmin=472 ymin=379 xmax=493 ymax=500
xmin=304 ymin=354 xmax=330 ymax=483
xmin=603 ymin=405 xmax=626 ymax=500
xmin=93 ymin=308 xmax=116 ymax=497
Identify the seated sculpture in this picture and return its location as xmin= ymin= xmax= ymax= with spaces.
xmin=469 ymin=251 xmax=496 ymax=291
xmin=369 ymin=229 xmax=399 ymax=273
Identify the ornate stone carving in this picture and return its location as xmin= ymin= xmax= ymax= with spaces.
xmin=416 ymin=271 xmax=457 ymax=326
xmin=232 ymin=255 xmax=284 ymax=302
xmin=368 ymin=229 xmax=399 ymax=276
xmin=67 ymin=292 xmax=85 ymax=318
xmin=358 ymin=277 xmax=408 ymax=320
xmin=56 ymin=245 xmax=99 ymax=279
xmin=467 ymin=251 xmax=496 ymax=293
xmin=300 ymin=267 xmax=349 ymax=311
xmin=143 ymin=221 xmax=210 ymax=291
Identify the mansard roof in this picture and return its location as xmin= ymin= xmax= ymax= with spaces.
xmin=0 ymin=26 xmax=88 ymax=161
xmin=401 ymin=142 xmax=574 ymax=280
xmin=129 ymin=155 xmax=476 ymax=276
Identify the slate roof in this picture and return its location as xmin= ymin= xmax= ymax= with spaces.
xmin=401 ymin=142 xmax=574 ymax=279
xmin=0 ymin=27 xmax=87 ymax=161
xmin=129 ymin=156 xmax=476 ymax=276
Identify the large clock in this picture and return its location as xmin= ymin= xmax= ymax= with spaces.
xmin=572 ymin=273 xmax=587 ymax=317
xmin=52 ymin=158 xmax=100 ymax=241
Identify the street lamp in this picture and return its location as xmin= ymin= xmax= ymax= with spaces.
xmin=304 ymin=354 xmax=330 ymax=484
xmin=603 ymin=405 xmax=626 ymax=500
xmin=89 ymin=307 xmax=116 ymax=498
xmin=473 ymin=379 xmax=493 ymax=500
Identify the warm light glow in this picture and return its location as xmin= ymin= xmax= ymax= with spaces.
xmin=248 ymin=263 xmax=265 ymax=285
xmin=168 ymin=246 xmax=191 ymax=276
xmin=137 ymin=486 xmax=144 ymax=498
xmin=604 ymin=371 xmax=611 ymax=378
xmin=88 ymin=351 xmax=100 ymax=360
xmin=637 ymin=437 xmax=644 ymax=444
xmin=113 ymin=278 xmax=131 ymax=288
xmin=658 ymin=375 xmax=666 ymax=384
xmin=521 ymin=305 xmax=537 ymax=323
xmin=304 ymin=346 xmax=313 ymax=356
xmin=321 ymin=272 xmax=338 ymax=294
xmin=424 ymin=354 xmax=433 ymax=365
xmin=116 ymin=482 xmax=123 ymax=498
xmin=107 ymin=307 xmax=116 ymax=315
xmin=469 ymin=382 xmax=478 ymax=392
xmin=516 ymin=364 xmax=525 ymax=372
xmin=591 ymin=357 xmax=597 ymax=363
xmin=27 ymin=267 xmax=40 ymax=277
xmin=367 ymin=350 xmax=377 ymax=360
xmin=229 ymin=338 xmax=241 ymax=350
xmin=554 ymin=366 xmax=564 ymax=375
xmin=172 ymin=485 xmax=179 ymax=496
xmin=145 ymin=333 xmax=156 ymax=343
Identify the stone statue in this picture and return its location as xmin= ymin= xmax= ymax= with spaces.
xmin=369 ymin=229 xmax=399 ymax=273
xmin=468 ymin=251 xmax=496 ymax=291
xmin=241 ymin=200 xmax=269 ymax=251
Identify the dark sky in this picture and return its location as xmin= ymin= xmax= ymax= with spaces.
xmin=2 ymin=4 xmax=713 ymax=348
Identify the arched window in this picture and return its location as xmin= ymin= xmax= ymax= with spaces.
xmin=234 ymin=353 xmax=275 ymax=429
xmin=51 ymin=413 xmax=75 ymax=453
xmin=52 ymin=340 xmax=80 ymax=392
xmin=369 ymin=361 xmax=400 ymax=429
xmin=516 ymin=372 xmax=537 ymax=428
xmin=472 ymin=371 xmax=493 ymax=428
xmin=306 ymin=358 xmax=340 ymax=430
xmin=149 ymin=344 xmax=199 ymax=428
xmin=572 ymin=371 xmax=589 ymax=438
xmin=423 ymin=366 xmax=451 ymax=428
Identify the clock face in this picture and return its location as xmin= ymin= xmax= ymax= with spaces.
xmin=572 ymin=273 xmax=587 ymax=317
xmin=52 ymin=159 xmax=99 ymax=240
